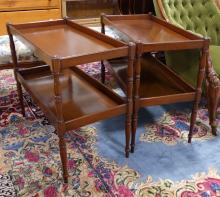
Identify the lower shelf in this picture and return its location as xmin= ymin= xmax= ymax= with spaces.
xmin=105 ymin=54 xmax=196 ymax=106
xmin=18 ymin=65 xmax=126 ymax=129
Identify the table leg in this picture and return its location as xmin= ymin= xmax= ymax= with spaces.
xmin=7 ymin=24 xmax=25 ymax=117
xmin=100 ymin=14 xmax=106 ymax=84
xmin=188 ymin=43 xmax=208 ymax=143
xmin=131 ymin=43 xmax=142 ymax=153
xmin=206 ymin=54 xmax=220 ymax=136
xmin=16 ymin=80 xmax=25 ymax=117
xmin=52 ymin=59 xmax=68 ymax=183
xmin=101 ymin=61 xmax=105 ymax=84
xmin=58 ymin=126 xmax=68 ymax=183
xmin=125 ymin=43 xmax=135 ymax=157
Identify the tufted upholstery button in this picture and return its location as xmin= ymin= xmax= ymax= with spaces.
xmin=161 ymin=0 xmax=220 ymax=45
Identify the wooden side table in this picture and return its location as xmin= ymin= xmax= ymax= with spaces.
xmin=101 ymin=14 xmax=209 ymax=152
xmin=7 ymin=19 xmax=135 ymax=182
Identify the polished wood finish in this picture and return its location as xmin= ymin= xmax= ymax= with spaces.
xmin=13 ymin=24 xmax=120 ymax=58
xmin=188 ymin=42 xmax=208 ymax=143
xmin=10 ymin=19 xmax=127 ymax=66
xmin=156 ymin=0 xmax=220 ymax=136
xmin=8 ymin=19 xmax=135 ymax=182
xmin=101 ymin=14 xmax=208 ymax=151
xmin=0 ymin=61 xmax=44 ymax=70
xmin=205 ymin=53 xmax=220 ymax=136
xmin=0 ymin=0 xmax=59 ymax=11
xmin=7 ymin=24 xmax=25 ymax=117
xmin=102 ymin=14 xmax=204 ymax=49
xmin=0 ymin=0 xmax=61 ymax=35
xmin=17 ymin=66 xmax=125 ymax=124
xmin=51 ymin=58 xmax=68 ymax=182
xmin=0 ymin=9 xmax=61 ymax=35
xmin=125 ymin=42 xmax=135 ymax=157
xmin=105 ymin=55 xmax=195 ymax=103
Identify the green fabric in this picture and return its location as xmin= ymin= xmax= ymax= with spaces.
xmin=153 ymin=0 xmax=162 ymax=17
xmin=210 ymin=45 xmax=220 ymax=74
xmin=161 ymin=0 xmax=220 ymax=45
xmin=153 ymin=0 xmax=220 ymax=88
xmin=165 ymin=49 xmax=200 ymax=86
xmin=165 ymin=46 xmax=220 ymax=87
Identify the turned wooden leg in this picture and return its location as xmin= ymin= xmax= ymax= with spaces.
xmin=131 ymin=43 xmax=142 ymax=153
xmin=188 ymin=42 xmax=208 ymax=143
xmin=125 ymin=114 xmax=131 ymax=157
xmin=206 ymin=54 xmax=220 ymax=136
xmin=206 ymin=84 xmax=219 ymax=136
xmin=100 ymin=14 xmax=106 ymax=84
xmin=207 ymin=86 xmax=219 ymax=136
xmin=101 ymin=61 xmax=105 ymax=84
xmin=131 ymin=103 xmax=138 ymax=153
xmin=58 ymin=131 xmax=68 ymax=183
xmin=16 ymin=80 xmax=25 ymax=117
xmin=131 ymin=88 xmax=139 ymax=153
xmin=52 ymin=58 xmax=68 ymax=183
xmin=7 ymin=23 xmax=25 ymax=117
xmin=101 ymin=13 xmax=105 ymax=35
xmin=125 ymin=43 xmax=135 ymax=157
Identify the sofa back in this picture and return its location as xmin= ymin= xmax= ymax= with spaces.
xmin=154 ymin=0 xmax=220 ymax=45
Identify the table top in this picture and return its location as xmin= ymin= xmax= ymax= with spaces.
xmin=107 ymin=18 xmax=188 ymax=43
xmin=8 ymin=19 xmax=128 ymax=67
xmin=102 ymin=14 xmax=206 ymax=51
xmin=19 ymin=24 xmax=114 ymax=58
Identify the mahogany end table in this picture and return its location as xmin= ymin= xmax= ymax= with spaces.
xmin=7 ymin=18 xmax=135 ymax=182
xmin=101 ymin=14 xmax=210 ymax=152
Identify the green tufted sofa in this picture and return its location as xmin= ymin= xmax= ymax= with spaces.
xmin=153 ymin=0 xmax=220 ymax=135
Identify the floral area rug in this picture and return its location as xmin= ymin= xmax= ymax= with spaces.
xmin=1 ymin=114 xmax=138 ymax=196
xmin=0 ymin=64 xmax=137 ymax=197
xmin=1 ymin=63 xmax=220 ymax=197
xmin=140 ymin=108 xmax=220 ymax=146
